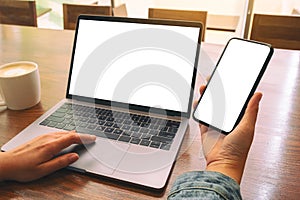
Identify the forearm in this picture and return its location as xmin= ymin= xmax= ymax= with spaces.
xmin=168 ymin=171 xmax=242 ymax=200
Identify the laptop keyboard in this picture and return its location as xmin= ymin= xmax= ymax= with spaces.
xmin=39 ymin=103 xmax=181 ymax=151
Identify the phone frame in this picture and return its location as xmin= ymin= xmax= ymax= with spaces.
xmin=193 ymin=37 xmax=274 ymax=134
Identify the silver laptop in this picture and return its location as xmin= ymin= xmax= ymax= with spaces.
xmin=2 ymin=15 xmax=202 ymax=190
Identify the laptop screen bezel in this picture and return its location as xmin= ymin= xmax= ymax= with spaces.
xmin=66 ymin=15 xmax=202 ymax=118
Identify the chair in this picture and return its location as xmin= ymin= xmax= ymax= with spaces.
xmin=250 ymin=14 xmax=300 ymax=50
xmin=113 ymin=3 xmax=127 ymax=17
xmin=0 ymin=0 xmax=37 ymax=27
xmin=148 ymin=8 xmax=207 ymax=41
xmin=63 ymin=3 xmax=112 ymax=30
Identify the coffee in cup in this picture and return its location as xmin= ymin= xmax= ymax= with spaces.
xmin=0 ymin=61 xmax=41 ymax=110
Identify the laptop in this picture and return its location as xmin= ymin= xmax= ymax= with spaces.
xmin=2 ymin=15 xmax=202 ymax=190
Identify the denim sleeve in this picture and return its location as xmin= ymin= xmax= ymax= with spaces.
xmin=168 ymin=171 xmax=242 ymax=200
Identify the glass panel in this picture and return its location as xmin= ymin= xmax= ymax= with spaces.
xmin=149 ymin=0 xmax=249 ymax=44
xmin=253 ymin=0 xmax=300 ymax=15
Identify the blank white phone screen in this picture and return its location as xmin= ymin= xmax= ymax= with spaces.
xmin=194 ymin=39 xmax=271 ymax=132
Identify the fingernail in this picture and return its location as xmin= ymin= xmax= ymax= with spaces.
xmin=68 ymin=154 xmax=79 ymax=163
xmin=89 ymin=135 xmax=97 ymax=140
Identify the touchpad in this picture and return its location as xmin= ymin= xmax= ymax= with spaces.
xmin=68 ymin=138 xmax=130 ymax=175
xmin=116 ymin=145 xmax=175 ymax=174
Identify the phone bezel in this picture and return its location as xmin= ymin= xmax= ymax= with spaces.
xmin=193 ymin=37 xmax=274 ymax=134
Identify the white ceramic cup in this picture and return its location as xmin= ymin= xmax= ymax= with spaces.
xmin=0 ymin=61 xmax=41 ymax=110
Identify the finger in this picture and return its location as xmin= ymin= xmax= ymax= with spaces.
xmin=37 ymin=153 xmax=79 ymax=178
xmin=242 ymin=93 xmax=262 ymax=127
xmin=55 ymin=132 xmax=96 ymax=150
xmin=206 ymin=75 xmax=211 ymax=82
xmin=194 ymin=85 xmax=206 ymax=109
xmin=193 ymin=100 xmax=198 ymax=109
xmin=236 ymin=92 xmax=262 ymax=135
xmin=199 ymin=85 xmax=206 ymax=95
xmin=200 ymin=124 xmax=208 ymax=134
xmin=78 ymin=133 xmax=98 ymax=144
xmin=43 ymin=132 xmax=96 ymax=157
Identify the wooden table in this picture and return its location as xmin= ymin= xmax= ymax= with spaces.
xmin=0 ymin=24 xmax=299 ymax=199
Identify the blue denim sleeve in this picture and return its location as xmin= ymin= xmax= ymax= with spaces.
xmin=168 ymin=171 xmax=242 ymax=200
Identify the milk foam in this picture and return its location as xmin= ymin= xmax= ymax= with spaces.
xmin=0 ymin=64 xmax=35 ymax=77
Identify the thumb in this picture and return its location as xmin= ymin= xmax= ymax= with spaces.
xmin=235 ymin=92 xmax=263 ymax=137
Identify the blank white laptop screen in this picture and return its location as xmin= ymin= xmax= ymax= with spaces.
xmin=68 ymin=19 xmax=200 ymax=113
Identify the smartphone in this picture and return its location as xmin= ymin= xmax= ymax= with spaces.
xmin=193 ymin=38 xmax=273 ymax=134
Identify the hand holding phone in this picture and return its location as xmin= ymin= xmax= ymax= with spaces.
xmin=193 ymin=38 xmax=273 ymax=134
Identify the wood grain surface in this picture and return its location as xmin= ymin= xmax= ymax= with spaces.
xmin=0 ymin=24 xmax=299 ymax=199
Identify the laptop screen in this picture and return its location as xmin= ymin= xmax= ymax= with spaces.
xmin=67 ymin=16 xmax=201 ymax=116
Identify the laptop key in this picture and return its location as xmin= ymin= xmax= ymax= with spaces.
xmin=104 ymin=127 xmax=114 ymax=133
xmin=150 ymin=141 xmax=161 ymax=148
xmin=123 ymin=120 xmax=132 ymax=125
xmin=140 ymin=140 xmax=150 ymax=147
xmin=79 ymin=117 xmax=89 ymax=122
xmin=130 ymin=138 xmax=141 ymax=144
xmin=98 ymin=120 xmax=105 ymax=125
xmin=158 ymin=131 xmax=176 ymax=139
xmin=55 ymin=123 xmax=66 ymax=129
xmin=166 ymin=120 xmax=180 ymax=128
xmin=122 ymin=131 xmax=131 ymax=137
xmin=131 ymin=132 xmax=142 ymax=138
xmin=160 ymin=127 xmax=168 ymax=132
xmin=64 ymin=124 xmax=76 ymax=131
xmin=140 ymin=128 xmax=149 ymax=133
xmin=97 ymin=115 xmax=107 ymax=120
xmin=47 ymin=121 xmax=57 ymax=127
xmin=160 ymin=143 xmax=171 ymax=151
xmin=76 ymin=127 xmax=103 ymax=137
xmin=83 ymin=113 xmax=92 ymax=118
xmin=87 ymin=124 xmax=97 ymax=130
xmin=113 ymin=129 xmax=123 ymax=135
xmin=118 ymin=135 xmax=131 ymax=143
xmin=149 ymin=124 xmax=160 ymax=130
xmin=103 ymin=132 xmax=119 ymax=140
xmin=141 ymin=133 xmax=151 ymax=140
xmin=168 ymin=127 xmax=178 ymax=133
xmin=140 ymin=123 xmax=150 ymax=128
xmin=130 ymin=126 xmax=140 ymax=132
xmin=121 ymin=124 xmax=131 ymax=130
xmin=113 ymin=123 xmax=121 ymax=129
xmin=106 ymin=117 xmax=114 ymax=122
xmin=114 ymin=118 xmax=124 ymax=124
xmin=88 ymin=118 xmax=97 ymax=124
xmin=40 ymin=120 xmax=50 ymax=126
xmin=56 ymin=108 xmax=67 ymax=113
xmin=149 ymin=130 xmax=159 ymax=135
xmin=96 ymin=125 xmax=105 ymax=131
xmin=65 ymin=114 xmax=73 ymax=119
xmin=151 ymin=135 xmax=172 ymax=143
xmin=104 ymin=122 xmax=113 ymax=127
xmin=47 ymin=116 xmax=65 ymax=123
xmin=51 ymin=112 xmax=66 ymax=118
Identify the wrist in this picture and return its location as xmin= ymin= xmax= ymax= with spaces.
xmin=0 ymin=152 xmax=13 ymax=182
xmin=0 ymin=152 xmax=7 ymax=181
xmin=206 ymin=160 xmax=246 ymax=184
